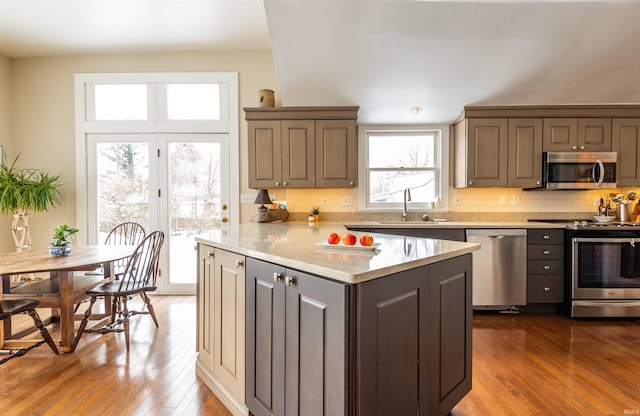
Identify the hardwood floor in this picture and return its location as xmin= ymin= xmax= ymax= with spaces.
xmin=2 ymin=297 xmax=640 ymax=415
xmin=453 ymin=312 xmax=640 ymax=416
xmin=0 ymin=295 xmax=231 ymax=416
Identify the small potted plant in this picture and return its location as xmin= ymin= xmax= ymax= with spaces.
xmin=49 ymin=224 xmax=79 ymax=257
xmin=311 ymin=206 xmax=320 ymax=222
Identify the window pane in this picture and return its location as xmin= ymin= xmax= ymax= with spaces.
xmin=95 ymin=84 xmax=147 ymax=120
xmin=168 ymin=142 xmax=221 ymax=285
xmin=167 ymin=84 xmax=220 ymax=120
xmin=96 ymin=142 xmax=150 ymax=240
xmin=369 ymin=133 xmax=435 ymax=168
xmin=369 ymin=170 xmax=436 ymax=204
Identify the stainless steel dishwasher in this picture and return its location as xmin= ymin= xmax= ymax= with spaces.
xmin=466 ymin=229 xmax=527 ymax=309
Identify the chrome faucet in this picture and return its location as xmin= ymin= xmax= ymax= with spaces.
xmin=402 ymin=188 xmax=412 ymax=221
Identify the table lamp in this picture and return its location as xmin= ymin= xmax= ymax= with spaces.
xmin=254 ymin=189 xmax=272 ymax=223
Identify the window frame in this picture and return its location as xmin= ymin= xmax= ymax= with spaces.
xmin=357 ymin=124 xmax=450 ymax=211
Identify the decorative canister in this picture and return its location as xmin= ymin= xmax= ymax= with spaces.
xmin=259 ymin=89 xmax=275 ymax=107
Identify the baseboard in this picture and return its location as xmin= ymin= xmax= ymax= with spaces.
xmin=195 ymin=359 xmax=249 ymax=416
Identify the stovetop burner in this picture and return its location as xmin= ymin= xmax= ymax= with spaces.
xmin=528 ymin=218 xmax=640 ymax=229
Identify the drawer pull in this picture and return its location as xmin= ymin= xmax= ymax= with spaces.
xmin=273 ymin=272 xmax=282 ymax=283
xmin=543 ymin=265 xmax=551 ymax=270
xmin=543 ymin=235 xmax=550 ymax=240
xmin=544 ymin=287 xmax=551 ymax=292
xmin=543 ymin=250 xmax=550 ymax=255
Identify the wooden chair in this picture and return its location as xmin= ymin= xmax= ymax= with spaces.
xmin=0 ymin=299 xmax=59 ymax=364
xmin=85 ymin=222 xmax=146 ymax=277
xmin=73 ymin=231 xmax=164 ymax=352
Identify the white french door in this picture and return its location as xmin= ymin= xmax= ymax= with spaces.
xmin=87 ymin=133 xmax=230 ymax=294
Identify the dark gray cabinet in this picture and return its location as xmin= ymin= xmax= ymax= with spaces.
xmin=346 ymin=227 xmax=465 ymax=242
xmin=246 ymin=254 xmax=473 ymax=416
xmin=527 ymin=229 xmax=564 ymax=304
xmin=245 ymin=258 xmax=347 ymax=416
xmin=357 ymin=254 xmax=472 ymax=416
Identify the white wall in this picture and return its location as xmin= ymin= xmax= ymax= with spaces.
xmin=7 ymin=50 xmax=277 ymax=249
xmin=0 ymin=55 xmax=13 ymax=252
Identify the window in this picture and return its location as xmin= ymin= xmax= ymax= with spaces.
xmin=75 ymin=72 xmax=238 ymax=294
xmin=358 ymin=125 xmax=449 ymax=210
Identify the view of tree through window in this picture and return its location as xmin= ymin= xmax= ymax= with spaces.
xmin=97 ymin=143 xmax=149 ymax=240
xmin=367 ymin=131 xmax=439 ymax=205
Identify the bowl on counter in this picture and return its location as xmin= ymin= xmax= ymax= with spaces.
xmin=593 ymin=215 xmax=616 ymax=223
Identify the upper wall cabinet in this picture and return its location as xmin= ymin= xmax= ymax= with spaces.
xmin=453 ymin=116 xmax=542 ymax=188
xmin=543 ymin=118 xmax=611 ymax=152
xmin=245 ymin=107 xmax=358 ymax=189
xmin=453 ymin=105 xmax=640 ymax=188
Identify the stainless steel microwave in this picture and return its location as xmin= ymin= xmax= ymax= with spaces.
xmin=542 ymin=151 xmax=617 ymax=190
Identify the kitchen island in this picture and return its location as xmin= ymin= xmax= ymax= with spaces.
xmin=195 ymin=222 xmax=479 ymax=416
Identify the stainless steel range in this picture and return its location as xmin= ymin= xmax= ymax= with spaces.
xmin=566 ymin=220 xmax=640 ymax=317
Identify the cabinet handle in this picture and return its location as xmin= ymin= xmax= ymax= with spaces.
xmin=349 ymin=181 xmax=354 ymax=186
xmin=207 ymin=251 xmax=214 ymax=258
xmin=273 ymin=272 xmax=282 ymax=283
xmin=579 ymin=145 xmax=585 ymax=150
xmin=235 ymin=260 xmax=243 ymax=268
xmin=543 ymin=235 xmax=550 ymax=240
xmin=283 ymin=181 xmax=288 ymax=186
xmin=285 ymin=276 xmax=296 ymax=287
xmin=543 ymin=250 xmax=550 ymax=255
xmin=469 ymin=180 xmax=473 ymax=185
xmin=222 ymin=204 xmax=228 ymax=210
xmin=275 ymin=181 xmax=280 ymax=186
xmin=221 ymin=217 xmax=228 ymax=223
xmin=572 ymin=145 xmax=577 ymax=150
xmin=543 ymin=265 xmax=550 ymax=270
xmin=544 ymin=287 xmax=551 ymax=292
xmin=536 ymin=180 xmax=541 ymax=185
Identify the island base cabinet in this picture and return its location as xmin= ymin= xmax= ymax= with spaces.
xmin=356 ymin=254 xmax=472 ymax=416
xmin=196 ymin=245 xmax=247 ymax=416
xmin=245 ymin=258 xmax=347 ymax=416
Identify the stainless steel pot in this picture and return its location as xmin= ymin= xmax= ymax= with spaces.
xmin=617 ymin=202 xmax=632 ymax=222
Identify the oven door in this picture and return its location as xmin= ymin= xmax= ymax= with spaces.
xmin=572 ymin=237 xmax=640 ymax=300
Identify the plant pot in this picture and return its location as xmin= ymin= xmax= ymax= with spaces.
xmin=49 ymin=244 xmax=72 ymax=257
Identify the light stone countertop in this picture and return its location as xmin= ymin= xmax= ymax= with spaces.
xmin=196 ymin=222 xmax=480 ymax=284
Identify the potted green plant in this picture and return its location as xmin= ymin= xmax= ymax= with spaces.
xmin=311 ymin=206 xmax=320 ymax=222
xmin=49 ymin=224 xmax=79 ymax=257
xmin=0 ymin=155 xmax=61 ymax=252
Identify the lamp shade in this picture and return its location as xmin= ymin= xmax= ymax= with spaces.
xmin=254 ymin=189 xmax=272 ymax=205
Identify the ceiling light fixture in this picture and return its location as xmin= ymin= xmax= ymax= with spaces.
xmin=411 ymin=107 xmax=421 ymax=115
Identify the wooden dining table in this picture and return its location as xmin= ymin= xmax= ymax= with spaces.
xmin=0 ymin=245 xmax=134 ymax=352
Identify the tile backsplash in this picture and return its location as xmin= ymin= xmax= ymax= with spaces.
xmin=270 ymin=186 xmax=640 ymax=220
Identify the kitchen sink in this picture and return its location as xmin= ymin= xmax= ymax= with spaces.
xmin=376 ymin=221 xmax=442 ymax=225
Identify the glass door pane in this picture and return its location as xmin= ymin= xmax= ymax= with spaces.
xmin=93 ymin=140 xmax=152 ymax=242
xmin=159 ymin=134 xmax=229 ymax=293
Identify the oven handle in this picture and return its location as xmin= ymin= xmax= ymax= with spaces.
xmin=574 ymin=300 xmax=640 ymax=308
xmin=592 ymin=159 xmax=605 ymax=186
xmin=573 ymin=237 xmax=639 ymax=243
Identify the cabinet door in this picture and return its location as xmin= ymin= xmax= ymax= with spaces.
xmin=213 ymin=249 xmax=246 ymax=402
xmin=197 ymin=244 xmax=215 ymax=371
xmin=466 ymin=118 xmax=508 ymax=186
xmin=282 ymin=120 xmax=315 ymax=187
xmin=508 ymin=118 xmax=543 ymax=187
xmin=612 ymin=118 xmax=640 ymax=187
xmin=284 ymin=268 xmax=347 ymax=416
xmin=248 ymin=120 xmax=282 ymax=188
xmin=315 ymin=119 xmax=357 ymax=187
xmin=543 ymin=118 xmax=578 ymax=151
xmin=427 ymin=254 xmax=473 ymax=416
xmin=356 ymin=265 xmax=428 ymax=416
xmin=578 ymin=118 xmax=612 ymax=151
xmin=246 ymin=258 xmax=286 ymax=416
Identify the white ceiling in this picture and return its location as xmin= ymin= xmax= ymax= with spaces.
xmin=1 ymin=0 xmax=640 ymax=124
